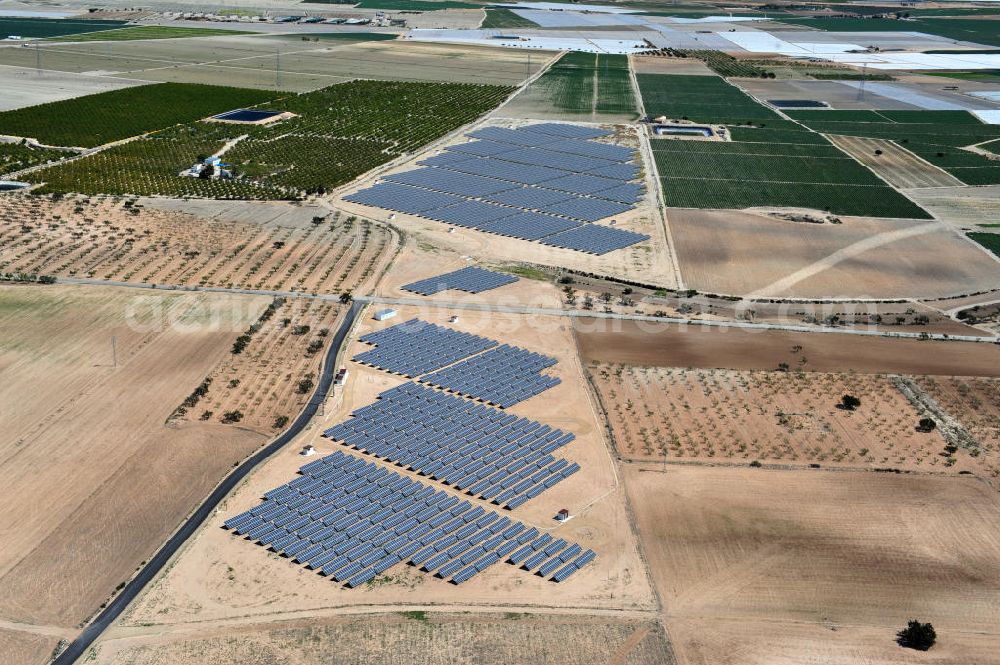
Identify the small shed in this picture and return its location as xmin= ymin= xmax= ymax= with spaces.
xmin=374 ymin=308 xmax=397 ymax=322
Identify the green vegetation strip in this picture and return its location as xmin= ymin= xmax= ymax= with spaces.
xmin=787 ymin=109 xmax=1000 ymax=186
xmin=481 ymin=8 xmax=539 ymax=29
xmin=637 ymin=73 xmax=779 ymax=125
xmin=776 ymin=17 xmax=1000 ymax=48
xmin=0 ymin=83 xmax=281 ymax=148
xmin=968 ymin=232 xmax=1000 ymax=259
xmin=0 ymin=17 xmax=127 ymax=38
xmin=46 ymin=25 xmax=255 ymax=42
xmin=0 ymin=143 xmax=66 ymax=175
xmin=28 ymin=79 xmax=513 ymax=199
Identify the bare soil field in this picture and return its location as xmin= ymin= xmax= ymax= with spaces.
xmin=0 ymin=195 xmax=393 ymax=294
xmin=914 ymin=375 xmax=1000 ymax=476
xmin=0 ymin=629 xmax=59 ymax=665
xmin=666 ymin=208 xmax=1000 ymax=299
xmin=630 ymin=56 xmax=714 ymax=76
xmin=626 ymin=466 xmax=1000 ymax=665
xmin=0 ymin=285 xmax=268 ymax=653
xmin=119 ymin=305 xmax=653 ymax=629
xmin=734 ymin=77 xmax=911 ymax=110
xmin=0 ymin=65 xmax=147 ymax=112
xmin=574 ymin=319 xmax=1000 ymax=376
xmin=826 ymin=135 xmax=964 ymax=189
xmin=94 ymin=613 xmax=672 ymax=665
xmin=905 ymin=185 xmax=1000 ymax=228
xmin=587 ymin=365 xmax=989 ymax=474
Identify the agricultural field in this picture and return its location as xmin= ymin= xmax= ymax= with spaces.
xmin=0 ymin=284 xmax=268 ymax=664
xmin=0 ymin=17 xmax=127 ymax=38
xmin=0 ymin=142 xmax=65 ymax=176
xmin=46 ymin=25 xmax=254 ymax=42
xmin=906 ymin=184 xmax=1000 ymax=227
xmin=480 ymin=8 xmax=540 ymax=28
xmin=825 ymin=134 xmax=964 ymax=189
xmin=787 ymin=109 xmax=1000 ymax=186
xmin=652 ymin=136 xmax=932 ymax=218
xmin=0 ymin=83 xmax=280 ymax=148
xmin=969 ymin=231 xmax=1000 ymax=258
xmin=26 ymin=80 xmax=513 ymax=198
xmin=92 ymin=614 xmax=672 ymax=665
xmin=588 ymin=364 xmax=997 ymax=474
xmin=0 ymin=195 xmax=394 ymax=294
xmin=777 ymin=16 xmax=1000 ymax=48
xmin=664 ymin=208 xmax=1000 ymax=299
xmin=636 ymin=73 xmax=780 ymax=125
xmin=914 ymin=375 xmax=1000 ymax=474
xmin=501 ymin=52 xmax=637 ymax=121
xmin=574 ymin=319 xmax=1000 ymax=376
xmin=626 ymin=466 xmax=1000 ymax=665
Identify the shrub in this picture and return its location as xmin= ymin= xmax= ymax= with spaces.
xmin=896 ymin=620 xmax=936 ymax=651
xmin=221 ymin=410 xmax=243 ymax=424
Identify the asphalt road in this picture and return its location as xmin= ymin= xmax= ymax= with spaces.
xmin=51 ymin=299 xmax=363 ymax=665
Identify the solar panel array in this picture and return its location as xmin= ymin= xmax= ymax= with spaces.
xmin=420 ymin=345 xmax=560 ymax=409
xmin=402 ymin=266 xmax=518 ymax=296
xmin=223 ymin=450 xmax=596 ymax=587
xmin=354 ymin=319 xmax=497 ymax=377
xmin=325 ymin=383 xmax=580 ymax=509
xmin=343 ymin=123 xmax=651 ymax=255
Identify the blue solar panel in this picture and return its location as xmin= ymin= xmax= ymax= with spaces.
xmin=354 ymin=319 xmax=497 ymax=376
xmin=543 ymin=139 xmax=634 ymax=163
xmin=468 ymin=126 xmax=564 ymax=147
xmin=447 ymin=140 xmax=518 ymax=157
xmin=491 ymin=147 xmax=613 ymax=173
xmin=593 ymin=182 xmax=645 ymax=204
xmin=477 ymin=212 xmax=581 ymax=241
xmin=385 ymin=168 xmax=514 ymax=197
xmin=527 ymin=123 xmax=609 ymax=139
xmin=540 ymin=173 xmax=621 ymax=197
xmin=438 ymin=156 xmax=566 ymax=185
xmin=481 ymin=187 xmax=573 ymax=210
xmin=343 ymin=182 xmax=463 ymax=214
xmin=540 ymin=198 xmax=633 ymax=222
xmin=402 ymin=266 xmax=518 ymax=296
xmin=421 ymin=200 xmax=518 ymax=228
xmin=585 ymin=163 xmax=639 ymax=181
xmin=539 ymin=223 xmax=649 ymax=255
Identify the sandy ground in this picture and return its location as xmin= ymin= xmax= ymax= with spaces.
xmin=586 ymin=365 xmax=988 ymax=474
xmin=905 ymin=185 xmax=1000 ymax=229
xmin=334 ymin=120 xmax=677 ymax=289
xmin=0 ymin=285 xmax=268 ymax=649
xmin=631 ymin=56 xmax=714 ymax=76
xmin=914 ymin=375 xmax=1000 ymax=478
xmin=735 ymin=77 xmax=911 ymax=110
xmin=574 ymin=318 xmax=1000 ymax=376
xmin=625 ymin=465 xmax=1000 ymax=665
xmin=826 ymin=134 xmax=964 ymax=189
xmin=665 ymin=208 xmax=1000 ymax=299
xmin=0 ymin=64 xmax=148 ymax=111
xmin=94 ymin=613 xmax=673 ymax=665
xmin=0 ymin=195 xmax=394 ymax=295
xmin=116 ymin=303 xmax=654 ymax=630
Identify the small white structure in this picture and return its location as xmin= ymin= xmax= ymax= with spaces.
xmin=374 ymin=308 xmax=398 ymax=322
xmin=449 ymin=315 xmax=459 ymax=324
xmin=300 ymin=445 xmax=316 ymax=456
xmin=335 ymin=367 xmax=349 ymax=386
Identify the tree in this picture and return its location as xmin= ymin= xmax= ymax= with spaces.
xmin=896 ymin=620 xmax=936 ymax=651
xmin=296 ymin=377 xmax=314 ymax=394
xmin=839 ymin=394 xmax=861 ymax=411
xmin=339 ymin=291 xmax=353 ymax=304
xmin=916 ymin=417 xmax=937 ymax=433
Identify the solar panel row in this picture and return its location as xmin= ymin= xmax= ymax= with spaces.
xmin=325 ymin=382 xmax=580 ymax=510
xmin=354 ymin=318 xmax=497 ymax=376
xmin=223 ymin=450 xmax=595 ymax=587
xmin=420 ymin=344 xmax=560 ymax=409
xmin=402 ymin=266 xmax=518 ymax=296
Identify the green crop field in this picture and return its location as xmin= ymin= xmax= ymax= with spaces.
xmin=968 ymin=232 xmax=1000 ymax=259
xmin=0 ymin=143 xmax=66 ymax=176
xmin=28 ymin=80 xmax=513 ymax=199
xmin=525 ymin=52 xmax=636 ymax=117
xmin=727 ymin=125 xmax=829 ymax=145
xmin=46 ymin=25 xmax=254 ymax=42
xmin=636 ymin=73 xmax=780 ymax=125
xmin=0 ymin=83 xmax=281 ymax=148
xmin=0 ymin=17 xmax=127 ymax=39
xmin=776 ymin=17 xmax=1000 ymax=48
xmin=787 ymin=109 xmax=1000 ymax=185
xmin=651 ymin=138 xmax=930 ymax=218
xmin=481 ymin=8 xmax=539 ymax=28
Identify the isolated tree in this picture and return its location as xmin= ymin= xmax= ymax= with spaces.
xmin=599 ymin=292 xmax=613 ymax=304
xmin=916 ymin=417 xmax=937 ymax=433
xmin=297 ymin=377 xmax=315 ymax=394
xmin=339 ymin=291 xmax=353 ymax=304
xmin=896 ymin=620 xmax=936 ymax=651
xmin=840 ymin=394 xmax=862 ymax=411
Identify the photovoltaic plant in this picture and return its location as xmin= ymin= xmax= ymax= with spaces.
xmin=402 ymin=266 xmax=519 ymax=296
xmin=343 ymin=123 xmax=650 ymax=255
xmin=223 ymin=450 xmax=596 ymax=588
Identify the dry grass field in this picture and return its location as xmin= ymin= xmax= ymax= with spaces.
xmin=0 ymin=285 xmax=268 ymax=664
xmin=574 ymin=319 xmax=1000 ymax=376
xmin=587 ymin=365 xmax=987 ymax=473
xmin=914 ymin=376 xmax=1000 ymax=474
xmin=906 ymin=185 xmax=1000 ymax=228
xmin=666 ymin=209 xmax=1000 ymax=299
xmin=626 ymin=466 xmax=1000 ymax=665
xmin=825 ymin=135 xmax=964 ymax=189
xmin=93 ymin=614 xmax=673 ymax=665
xmin=0 ymin=195 xmax=393 ymax=294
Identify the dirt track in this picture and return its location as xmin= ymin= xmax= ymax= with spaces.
xmin=574 ymin=318 xmax=1000 ymax=376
